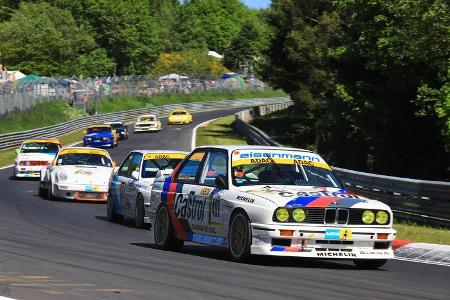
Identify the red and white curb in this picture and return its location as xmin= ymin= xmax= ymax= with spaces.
xmin=393 ymin=240 xmax=450 ymax=266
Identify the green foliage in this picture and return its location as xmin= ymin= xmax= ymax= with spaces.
xmin=196 ymin=115 xmax=248 ymax=146
xmin=0 ymin=2 xmax=114 ymax=77
xmin=150 ymin=50 xmax=229 ymax=77
xmin=260 ymin=0 xmax=449 ymax=180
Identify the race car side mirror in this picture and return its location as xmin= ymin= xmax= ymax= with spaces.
xmin=131 ymin=170 xmax=140 ymax=180
xmin=112 ymin=161 xmax=117 ymax=167
xmin=215 ymin=175 xmax=228 ymax=190
xmin=51 ymin=160 xmax=56 ymax=166
xmin=15 ymin=148 xmax=20 ymax=154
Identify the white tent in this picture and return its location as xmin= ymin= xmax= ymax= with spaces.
xmin=158 ymin=74 xmax=189 ymax=81
xmin=208 ymin=51 xmax=223 ymax=59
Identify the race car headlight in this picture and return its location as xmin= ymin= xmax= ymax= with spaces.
xmin=57 ymin=170 xmax=68 ymax=182
xmin=292 ymin=208 xmax=306 ymax=222
xmin=376 ymin=211 xmax=389 ymax=224
xmin=86 ymin=138 xmax=93 ymax=141
xmin=102 ymin=137 xmax=109 ymax=140
xmin=362 ymin=210 xmax=375 ymax=224
xmin=275 ymin=208 xmax=289 ymax=222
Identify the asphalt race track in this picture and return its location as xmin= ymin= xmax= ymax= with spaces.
xmin=0 ymin=109 xmax=449 ymax=300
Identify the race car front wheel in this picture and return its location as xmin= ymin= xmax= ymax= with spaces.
xmin=154 ymin=205 xmax=183 ymax=251
xmin=38 ymin=181 xmax=47 ymax=198
xmin=47 ymin=182 xmax=55 ymax=201
xmin=228 ymin=210 xmax=251 ymax=262
xmin=353 ymin=259 xmax=387 ymax=269
xmin=107 ymin=192 xmax=122 ymax=222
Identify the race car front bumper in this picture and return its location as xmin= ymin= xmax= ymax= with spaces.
xmin=134 ymin=126 xmax=159 ymax=132
xmin=14 ymin=166 xmax=45 ymax=178
xmin=53 ymin=183 xmax=108 ymax=201
xmin=85 ymin=141 xmax=114 ymax=148
xmin=250 ymin=223 xmax=396 ymax=259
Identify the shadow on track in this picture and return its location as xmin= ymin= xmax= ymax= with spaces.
xmin=129 ymin=242 xmax=375 ymax=270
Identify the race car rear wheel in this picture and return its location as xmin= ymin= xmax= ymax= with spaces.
xmin=154 ymin=205 xmax=183 ymax=251
xmin=353 ymin=259 xmax=387 ymax=269
xmin=228 ymin=210 xmax=251 ymax=262
xmin=135 ymin=194 xmax=145 ymax=229
xmin=107 ymin=192 xmax=122 ymax=222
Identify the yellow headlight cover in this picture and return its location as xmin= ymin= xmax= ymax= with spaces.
xmin=276 ymin=208 xmax=289 ymax=222
xmin=292 ymin=208 xmax=306 ymax=222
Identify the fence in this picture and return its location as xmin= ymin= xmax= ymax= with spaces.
xmin=0 ymin=74 xmax=266 ymax=115
xmin=234 ymin=105 xmax=450 ymax=227
xmin=0 ymin=97 xmax=290 ymax=151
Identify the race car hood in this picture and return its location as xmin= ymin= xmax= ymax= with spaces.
xmin=57 ymin=165 xmax=113 ymax=185
xmin=16 ymin=152 xmax=56 ymax=162
xmin=84 ymin=132 xmax=113 ymax=139
xmin=240 ymin=186 xmax=389 ymax=210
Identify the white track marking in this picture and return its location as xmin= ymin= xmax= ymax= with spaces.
xmin=191 ymin=118 xmax=219 ymax=150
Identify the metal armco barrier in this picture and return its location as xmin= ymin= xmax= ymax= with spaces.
xmin=0 ymin=97 xmax=290 ymax=151
xmin=234 ymin=106 xmax=450 ymax=227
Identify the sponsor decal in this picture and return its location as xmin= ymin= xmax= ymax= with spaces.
xmin=236 ymin=195 xmax=255 ymax=203
xmin=144 ymin=153 xmax=186 ymax=160
xmin=232 ymin=150 xmax=331 ymax=170
xmin=200 ymin=187 xmax=211 ymax=196
xmin=297 ymin=191 xmax=363 ymax=199
xmin=325 ymin=228 xmax=352 ymax=240
xmin=175 ymin=192 xmax=206 ymax=221
xmin=74 ymin=169 xmax=93 ymax=176
xmin=359 ymin=250 xmax=390 ymax=255
xmin=316 ymin=252 xmax=357 ymax=257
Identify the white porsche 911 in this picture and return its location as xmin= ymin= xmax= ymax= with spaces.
xmin=149 ymin=146 xmax=396 ymax=269
xmin=39 ymin=147 xmax=114 ymax=201
xmin=107 ymin=150 xmax=188 ymax=228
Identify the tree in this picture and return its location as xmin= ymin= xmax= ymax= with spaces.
xmin=0 ymin=1 xmax=114 ymax=77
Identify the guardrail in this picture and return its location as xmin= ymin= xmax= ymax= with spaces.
xmin=234 ymin=106 xmax=450 ymax=227
xmin=0 ymin=97 xmax=290 ymax=151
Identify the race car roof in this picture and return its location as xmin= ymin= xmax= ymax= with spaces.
xmin=169 ymin=109 xmax=189 ymax=113
xmin=58 ymin=147 xmax=111 ymax=157
xmin=23 ymin=139 xmax=61 ymax=145
xmin=87 ymin=124 xmax=111 ymax=128
xmin=194 ymin=145 xmax=314 ymax=154
xmin=128 ymin=150 xmax=189 ymax=155
xmin=138 ymin=114 xmax=157 ymax=118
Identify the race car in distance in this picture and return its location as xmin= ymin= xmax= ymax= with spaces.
xmin=39 ymin=147 xmax=114 ymax=201
xmin=134 ymin=114 xmax=162 ymax=133
xmin=106 ymin=121 xmax=129 ymax=140
xmin=14 ymin=138 xmax=62 ymax=178
xmin=167 ymin=109 xmax=192 ymax=125
xmin=149 ymin=146 xmax=396 ymax=269
xmin=107 ymin=150 xmax=188 ymax=228
xmin=83 ymin=124 xmax=118 ymax=148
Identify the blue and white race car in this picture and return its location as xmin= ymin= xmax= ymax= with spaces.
xmin=149 ymin=146 xmax=396 ymax=269
xmin=107 ymin=150 xmax=188 ymax=228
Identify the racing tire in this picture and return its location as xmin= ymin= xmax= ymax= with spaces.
xmin=47 ymin=182 xmax=55 ymax=201
xmin=38 ymin=181 xmax=47 ymax=198
xmin=106 ymin=192 xmax=122 ymax=223
xmin=353 ymin=259 xmax=387 ymax=269
xmin=135 ymin=194 xmax=147 ymax=229
xmin=228 ymin=210 xmax=252 ymax=262
xmin=154 ymin=205 xmax=184 ymax=251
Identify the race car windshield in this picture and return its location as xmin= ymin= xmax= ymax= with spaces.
xmin=232 ymin=160 xmax=342 ymax=188
xmin=21 ymin=142 xmax=60 ymax=154
xmin=142 ymin=158 xmax=183 ymax=178
xmin=56 ymin=153 xmax=112 ymax=167
xmin=139 ymin=117 xmax=155 ymax=122
xmin=88 ymin=127 xmax=110 ymax=133
xmin=171 ymin=111 xmax=187 ymax=115
xmin=110 ymin=124 xmax=124 ymax=129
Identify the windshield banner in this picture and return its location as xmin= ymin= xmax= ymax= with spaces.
xmin=59 ymin=149 xmax=108 ymax=156
xmin=144 ymin=153 xmax=186 ymax=160
xmin=231 ymin=149 xmax=331 ymax=170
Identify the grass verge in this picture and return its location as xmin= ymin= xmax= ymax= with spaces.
xmin=0 ymin=130 xmax=84 ymax=167
xmin=93 ymin=89 xmax=286 ymax=114
xmin=196 ymin=115 xmax=248 ymax=146
xmin=394 ymin=220 xmax=450 ymax=245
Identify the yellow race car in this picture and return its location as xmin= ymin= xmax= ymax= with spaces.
xmin=168 ymin=109 xmax=192 ymax=125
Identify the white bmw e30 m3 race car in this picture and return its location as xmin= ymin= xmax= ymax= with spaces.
xmin=149 ymin=146 xmax=396 ymax=269
xmin=107 ymin=150 xmax=188 ymax=228
xmin=39 ymin=147 xmax=114 ymax=201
